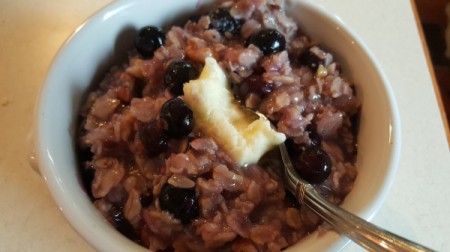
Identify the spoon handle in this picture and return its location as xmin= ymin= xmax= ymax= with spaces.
xmin=278 ymin=144 xmax=436 ymax=252
xmin=302 ymin=187 xmax=435 ymax=252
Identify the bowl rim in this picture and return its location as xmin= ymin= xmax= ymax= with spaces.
xmin=35 ymin=0 xmax=401 ymax=251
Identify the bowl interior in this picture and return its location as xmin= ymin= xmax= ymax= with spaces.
xmin=37 ymin=0 xmax=400 ymax=251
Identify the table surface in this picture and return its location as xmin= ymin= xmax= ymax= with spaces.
xmin=1 ymin=0 xmax=449 ymax=251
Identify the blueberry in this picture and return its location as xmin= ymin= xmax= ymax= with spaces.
xmin=298 ymin=46 xmax=326 ymax=71
xmin=110 ymin=205 xmax=125 ymax=225
xmin=160 ymin=98 xmax=194 ymax=139
xmin=135 ymin=26 xmax=165 ymax=58
xmin=159 ymin=183 xmax=199 ymax=224
xmin=109 ymin=205 xmax=140 ymax=242
xmin=138 ymin=120 xmax=169 ymax=157
xmin=293 ymin=146 xmax=332 ymax=184
xmin=164 ymin=60 xmax=197 ymax=96
xmin=246 ymin=29 xmax=286 ymax=56
xmin=209 ymin=8 xmax=238 ymax=34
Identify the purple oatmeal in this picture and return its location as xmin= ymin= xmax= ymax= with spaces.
xmin=77 ymin=0 xmax=360 ymax=251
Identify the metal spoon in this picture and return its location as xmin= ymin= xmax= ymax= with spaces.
xmin=277 ymin=142 xmax=436 ymax=251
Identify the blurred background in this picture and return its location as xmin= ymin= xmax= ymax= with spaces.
xmin=415 ymin=0 xmax=450 ymax=128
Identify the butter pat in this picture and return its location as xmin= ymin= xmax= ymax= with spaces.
xmin=183 ymin=57 xmax=286 ymax=165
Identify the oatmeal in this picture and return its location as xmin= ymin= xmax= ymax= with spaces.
xmin=77 ymin=0 xmax=360 ymax=251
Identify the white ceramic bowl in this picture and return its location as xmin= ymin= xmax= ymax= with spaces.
xmin=34 ymin=0 xmax=401 ymax=251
